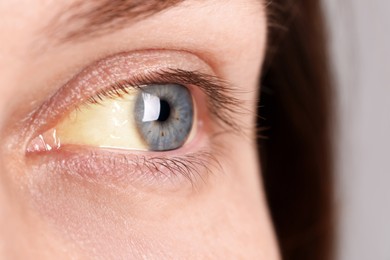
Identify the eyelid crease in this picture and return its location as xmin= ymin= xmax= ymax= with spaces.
xmin=84 ymin=68 xmax=246 ymax=134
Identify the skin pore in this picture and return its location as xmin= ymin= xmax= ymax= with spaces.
xmin=0 ymin=0 xmax=279 ymax=259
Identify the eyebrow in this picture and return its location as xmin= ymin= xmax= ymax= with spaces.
xmin=44 ymin=0 xmax=184 ymax=43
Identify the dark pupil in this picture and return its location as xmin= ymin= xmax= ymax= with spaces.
xmin=157 ymin=99 xmax=171 ymax=122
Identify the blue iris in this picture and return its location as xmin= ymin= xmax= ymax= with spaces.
xmin=134 ymin=84 xmax=194 ymax=151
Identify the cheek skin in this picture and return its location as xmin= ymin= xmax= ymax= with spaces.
xmin=25 ymin=143 xmax=276 ymax=259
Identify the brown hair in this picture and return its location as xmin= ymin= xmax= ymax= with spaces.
xmin=259 ymin=1 xmax=333 ymax=260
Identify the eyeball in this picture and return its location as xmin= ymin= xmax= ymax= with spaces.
xmin=27 ymin=84 xmax=195 ymax=152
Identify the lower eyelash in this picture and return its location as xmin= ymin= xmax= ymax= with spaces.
xmin=138 ymin=152 xmax=219 ymax=188
xmin=27 ymin=147 xmax=220 ymax=191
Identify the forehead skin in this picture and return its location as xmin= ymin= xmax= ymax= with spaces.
xmin=0 ymin=0 xmax=279 ymax=259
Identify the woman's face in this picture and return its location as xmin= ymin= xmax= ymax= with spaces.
xmin=0 ymin=0 xmax=279 ymax=259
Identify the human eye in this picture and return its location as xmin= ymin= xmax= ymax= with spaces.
xmin=25 ymin=50 xmax=242 ymax=191
xmin=30 ymin=80 xmax=195 ymax=152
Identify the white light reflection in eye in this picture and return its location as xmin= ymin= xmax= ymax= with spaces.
xmin=142 ymin=92 xmax=161 ymax=122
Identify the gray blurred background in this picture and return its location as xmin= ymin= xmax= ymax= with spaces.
xmin=322 ymin=0 xmax=390 ymax=259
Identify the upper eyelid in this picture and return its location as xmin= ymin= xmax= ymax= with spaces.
xmin=24 ymin=51 xmax=245 ymax=142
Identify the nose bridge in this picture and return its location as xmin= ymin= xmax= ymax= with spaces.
xmin=0 ymin=6 xmax=39 ymax=256
xmin=0 ymin=148 xmax=30 ymax=259
xmin=0 ymin=160 xmax=11 ymax=259
xmin=0 ymin=8 xmax=30 ymax=255
xmin=0 ymin=185 xmax=5 ymax=258
xmin=0 ymin=160 xmax=32 ymax=259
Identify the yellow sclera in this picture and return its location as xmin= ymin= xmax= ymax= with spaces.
xmin=54 ymin=92 xmax=148 ymax=151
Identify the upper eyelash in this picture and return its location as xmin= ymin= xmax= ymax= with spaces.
xmin=85 ymin=68 xmax=245 ymax=134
